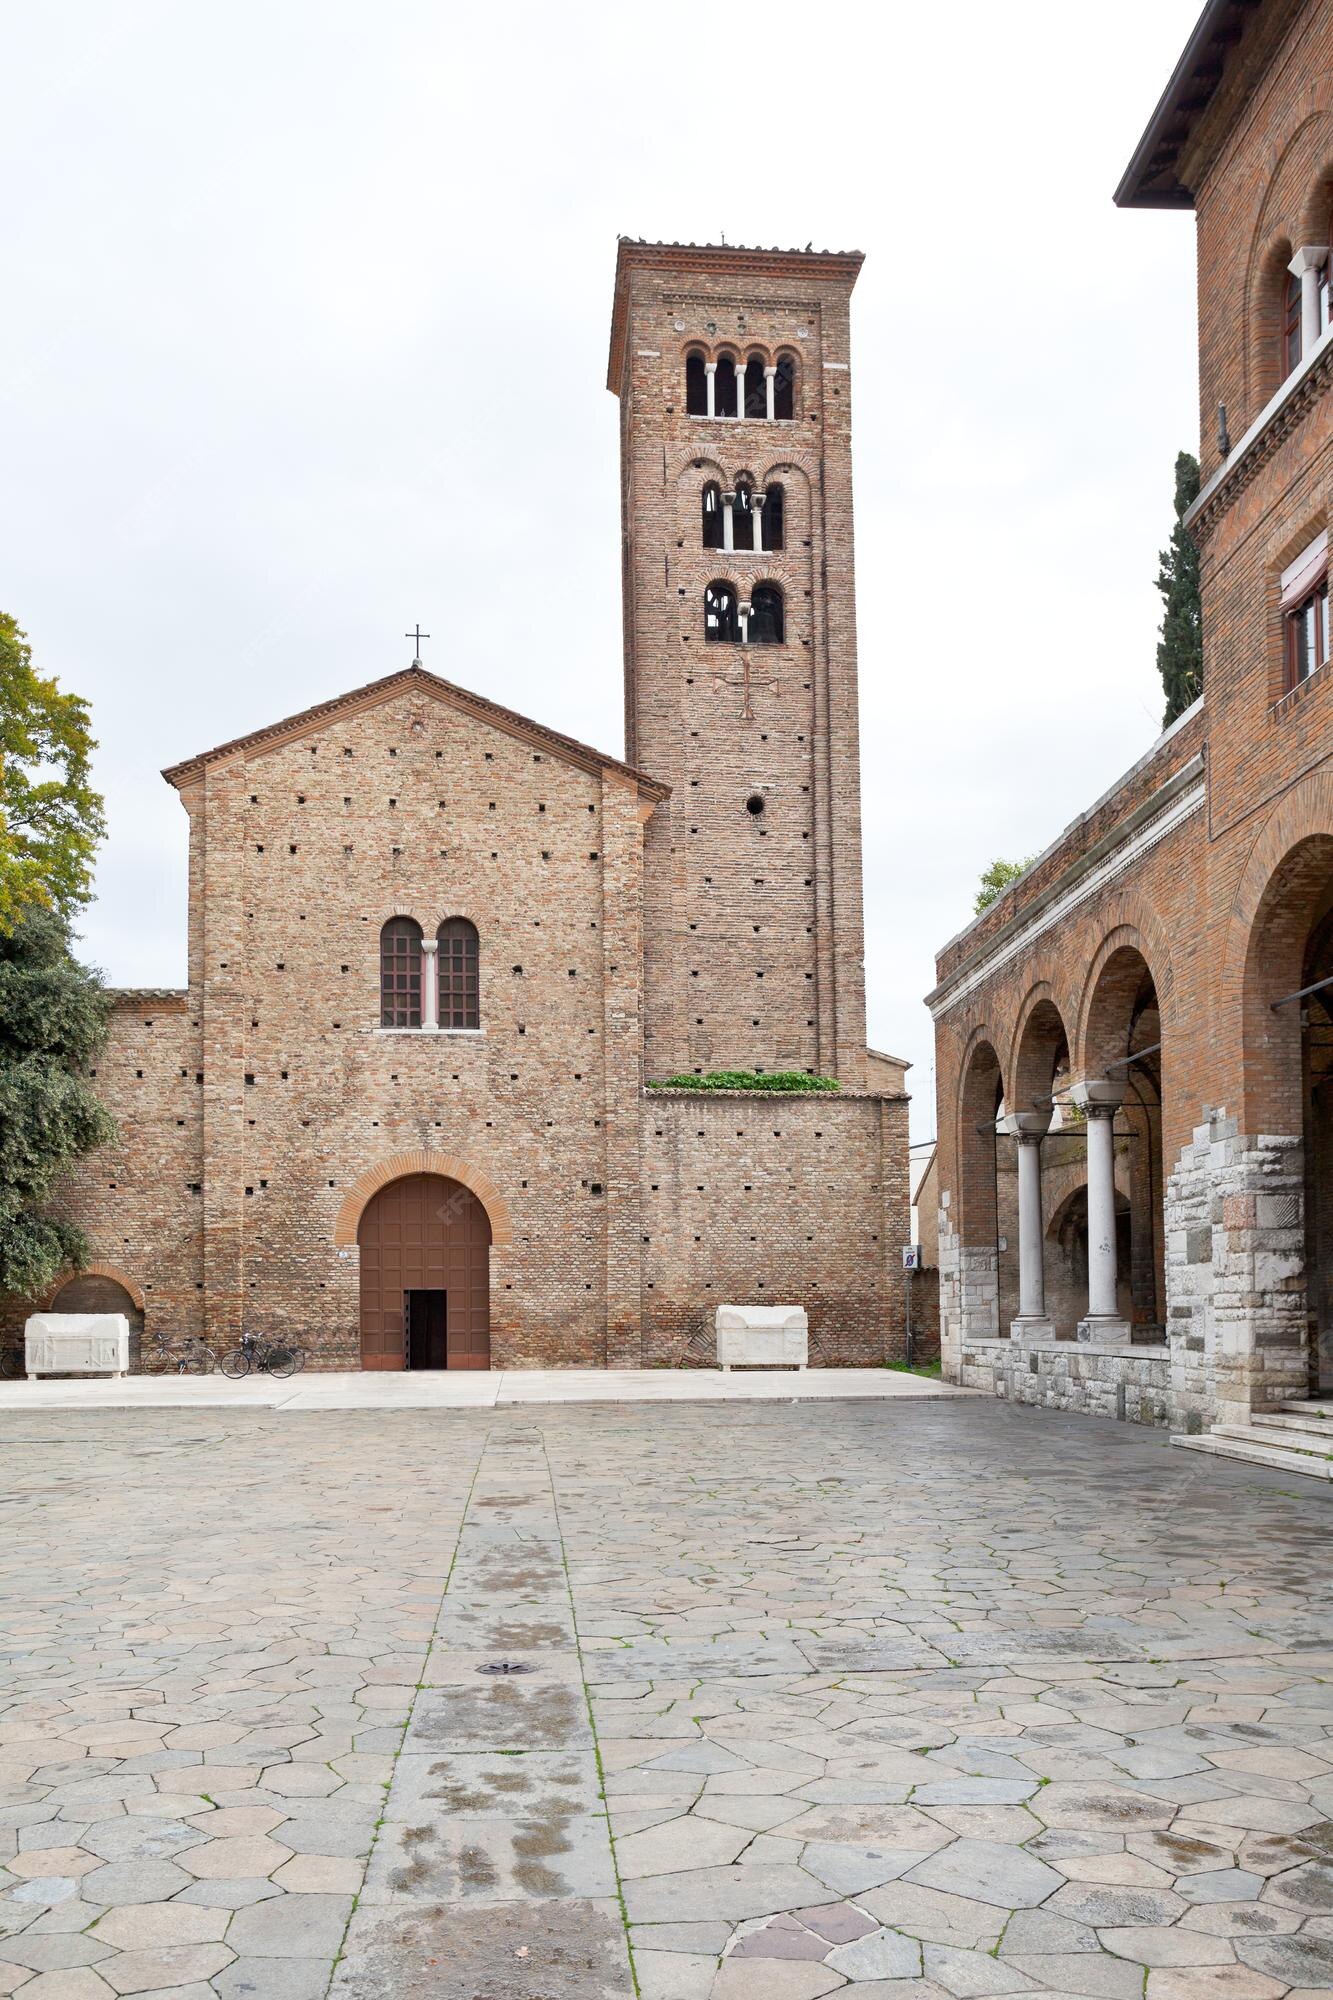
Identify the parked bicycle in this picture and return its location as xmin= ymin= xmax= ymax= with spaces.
xmin=142 ymin=1330 xmax=217 ymax=1374
xmin=218 ymin=1333 xmax=307 ymax=1380
xmin=0 ymin=1344 xmax=23 ymax=1381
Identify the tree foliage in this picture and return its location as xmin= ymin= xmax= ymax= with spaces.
xmin=1156 ymin=451 xmax=1203 ymax=727
xmin=0 ymin=909 xmax=116 ymax=1299
xmin=974 ymin=857 xmax=1034 ymax=914
xmin=647 ymin=1071 xmax=840 ymax=1093
xmin=0 ymin=612 xmax=106 ymax=932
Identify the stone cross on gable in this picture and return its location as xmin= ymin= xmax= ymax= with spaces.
xmin=710 ymin=649 xmax=779 ymax=721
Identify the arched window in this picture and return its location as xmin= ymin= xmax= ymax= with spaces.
xmin=774 ymin=352 xmax=796 ymax=420
xmin=380 ymin=918 xmax=423 ymax=1028
xmin=701 ymin=481 xmax=723 ymax=549
xmin=750 ymin=584 xmax=784 ymax=645
xmin=715 ymin=355 xmax=738 ymax=419
xmin=705 ymin=581 xmax=740 ymax=643
xmin=685 ymin=350 xmax=707 ymax=416
xmin=437 ymin=918 xmax=480 ymax=1029
xmin=733 ymin=480 xmax=755 ymax=551
xmin=1284 ymin=269 xmax=1303 ymax=376
xmin=743 ymin=356 xmax=767 ymax=417
xmin=764 ymin=482 xmax=785 ymax=551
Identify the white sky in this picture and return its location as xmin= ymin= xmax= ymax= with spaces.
xmin=2 ymin=1 xmax=1203 ymax=1142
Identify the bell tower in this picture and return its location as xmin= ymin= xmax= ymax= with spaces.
xmin=608 ymin=238 xmax=868 ymax=1086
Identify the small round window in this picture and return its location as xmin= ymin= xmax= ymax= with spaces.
xmin=745 ymin=794 xmax=765 ymax=816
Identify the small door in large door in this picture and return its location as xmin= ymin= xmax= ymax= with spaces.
xmin=406 ymin=1289 xmax=447 ymax=1370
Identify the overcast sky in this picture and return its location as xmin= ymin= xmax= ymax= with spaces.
xmin=2 ymin=0 xmax=1203 ymax=1142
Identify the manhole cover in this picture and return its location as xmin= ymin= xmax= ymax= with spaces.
xmin=476 ymin=1660 xmax=536 ymax=1676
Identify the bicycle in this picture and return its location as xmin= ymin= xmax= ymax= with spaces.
xmin=142 ymin=1331 xmax=217 ymax=1375
xmin=218 ymin=1333 xmax=307 ymax=1380
xmin=0 ymin=1344 xmax=23 ymax=1381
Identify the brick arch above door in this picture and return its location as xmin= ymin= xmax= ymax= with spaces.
xmin=333 ymin=1150 xmax=513 ymax=1250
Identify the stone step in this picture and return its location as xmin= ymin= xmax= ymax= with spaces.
xmin=1252 ymin=1408 xmax=1333 ymax=1439
xmin=1276 ymin=1399 xmax=1333 ymax=1419
xmin=1171 ymin=1430 xmax=1333 ymax=1478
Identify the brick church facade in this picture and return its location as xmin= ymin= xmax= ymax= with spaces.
xmin=932 ymin=0 xmax=1333 ymax=1445
xmin=17 ymin=242 xmax=910 ymax=1370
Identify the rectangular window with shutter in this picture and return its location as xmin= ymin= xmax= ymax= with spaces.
xmin=1282 ymin=530 xmax=1330 ymax=690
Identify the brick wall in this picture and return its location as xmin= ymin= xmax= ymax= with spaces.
xmin=931 ymin=0 xmax=1333 ymax=1431
xmin=611 ymin=243 xmax=868 ymax=1088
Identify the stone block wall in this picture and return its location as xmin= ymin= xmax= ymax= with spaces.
xmin=958 ymin=1336 xmax=1172 ymax=1426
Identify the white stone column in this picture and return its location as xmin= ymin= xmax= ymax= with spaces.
xmin=721 ymin=491 xmax=735 ymax=553
xmin=735 ymin=364 xmax=747 ymax=419
xmin=764 ymin=365 xmax=777 ymax=420
xmin=420 ymin=938 xmax=439 ymax=1032
xmin=1000 ymin=1111 xmax=1053 ymax=1339
xmin=752 ymin=492 xmax=765 ymax=554
xmin=1289 ymin=246 xmax=1327 ymax=360
xmin=1071 ymin=1080 xmax=1129 ymax=1343
xmin=738 ymin=600 xmax=751 ymax=645
xmin=704 ymin=361 xmax=717 ymax=419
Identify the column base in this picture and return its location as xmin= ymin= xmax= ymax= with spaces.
xmin=1077 ymin=1316 xmax=1131 ymax=1346
xmin=1010 ymin=1317 xmax=1055 ymax=1343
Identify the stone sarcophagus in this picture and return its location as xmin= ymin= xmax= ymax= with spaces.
xmin=23 ymin=1313 xmax=130 ymax=1380
xmin=715 ymin=1304 xmax=808 ymax=1370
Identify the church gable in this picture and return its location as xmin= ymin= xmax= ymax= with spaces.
xmin=162 ymin=664 xmax=668 ymax=803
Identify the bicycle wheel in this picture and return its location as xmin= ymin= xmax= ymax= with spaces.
xmin=0 ymin=1347 xmax=23 ymax=1381
xmin=289 ymin=1345 xmax=308 ymax=1373
xmin=178 ymin=1345 xmax=216 ymax=1375
xmin=263 ymin=1345 xmax=298 ymax=1380
xmin=219 ymin=1348 xmax=252 ymax=1379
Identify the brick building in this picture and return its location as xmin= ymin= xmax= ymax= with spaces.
xmin=930 ymin=0 xmax=1333 ymax=1456
xmin=13 ymin=242 xmax=910 ymax=1371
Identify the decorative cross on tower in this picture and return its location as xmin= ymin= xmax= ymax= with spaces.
xmin=710 ymin=649 xmax=779 ymax=722
xmin=406 ymin=624 xmax=430 ymax=667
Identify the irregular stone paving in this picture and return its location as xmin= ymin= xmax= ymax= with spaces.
xmin=2 ymin=1402 xmax=1333 ymax=1997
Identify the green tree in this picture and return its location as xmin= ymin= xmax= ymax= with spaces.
xmin=0 ymin=908 xmax=116 ymax=1298
xmin=974 ymin=857 xmax=1034 ymax=914
xmin=1156 ymin=451 xmax=1203 ymax=727
xmin=0 ymin=612 xmax=105 ymax=932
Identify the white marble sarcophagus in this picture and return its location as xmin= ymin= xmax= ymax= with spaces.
xmin=23 ymin=1313 xmax=130 ymax=1379
xmin=715 ymin=1303 xmax=808 ymax=1371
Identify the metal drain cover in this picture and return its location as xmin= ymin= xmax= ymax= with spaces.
xmin=476 ymin=1660 xmax=536 ymax=1676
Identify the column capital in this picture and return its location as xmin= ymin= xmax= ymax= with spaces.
xmin=722 ymin=490 xmax=736 ymax=505
xmin=1289 ymin=243 xmax=1329 ymax=276
xmin=998 ymin=1110 xmax=1050 ymax=1141
xmin=421 ymin=937 xmax=439 ymax=954
xmin=704 ymin=359 xmax=718 ymax=373
xmin=751 ymin=491 xmax=766 ymax=507
xmin=1070 ymin=1078 xmax=1125 ymax=1116
xmin=763 ymin=364 xmax=778 ymax=378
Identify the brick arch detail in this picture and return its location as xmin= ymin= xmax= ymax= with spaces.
xmin=1005 ymin=977 xmax=1075 ymax=1106
xmin=1242 ymin=101 xmax=1332 ymax=409
xmin=1224 ymin=767 xmax=1333 ymax=962
xmin=1073 ymin=897 xmax=1175 ymax=1078
xmin=1223 ymin=767 xmax=1333 ymax=1130
xmin=334 ymin=1153 xmax=513 ymax=1249
xmin=43 ymin=1262 xmax=146 ymax=1312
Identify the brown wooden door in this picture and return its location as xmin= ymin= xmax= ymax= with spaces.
xmin=357 ymin=1174 xmax=491 ymax=1371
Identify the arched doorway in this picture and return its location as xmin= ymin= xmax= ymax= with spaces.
xmin=1241 ymin=834 xmax=1333 ymax=1395
xmin=357 ymin=1174 xmax=491 ymax=1371
xmin=1082 ymin=943 xmax=1165 ymax=1335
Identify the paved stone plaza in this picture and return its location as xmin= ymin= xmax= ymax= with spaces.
xmin=2 ymin=1400 xmax=1333 ymax=2000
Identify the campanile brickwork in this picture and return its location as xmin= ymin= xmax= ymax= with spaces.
xmin=608 ymin=243 xmax=868 ymax=1087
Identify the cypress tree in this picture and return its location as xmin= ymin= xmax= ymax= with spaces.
xmin=1156 ymin=451 xmax=1203 ymax=727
